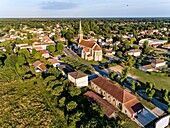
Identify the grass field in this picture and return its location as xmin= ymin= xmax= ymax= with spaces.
xmin=135 ymin=94 xmax=156 ymax=110
xmin=130 ymin=68 xmax=170 ymax=91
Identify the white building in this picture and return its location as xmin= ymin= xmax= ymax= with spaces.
xmin=127 ymin=49 xmax=141 ymax=57
xmin=68 ymin=70 xmax=88 ymax=88
xmin=139 ymin=38 xmax=167 ymax=47
xmin=151 ymin=59 xmax=166 ymax=68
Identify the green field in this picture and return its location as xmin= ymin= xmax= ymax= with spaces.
xmin=130 ymin=68 xmax=170 ymax=91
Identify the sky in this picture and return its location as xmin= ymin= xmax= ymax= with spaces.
xmin=0 ymin=0 xmax=170 ymax=18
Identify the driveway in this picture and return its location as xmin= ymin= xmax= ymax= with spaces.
xmin=136 ymin=108 xmax=157 ymax=127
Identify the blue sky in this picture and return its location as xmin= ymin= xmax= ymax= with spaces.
xmin=0 ymin=0 xmax=170 ymax=18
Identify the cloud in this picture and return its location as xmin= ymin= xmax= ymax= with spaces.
xmin=40 ymin=1 xmax=77 ymax=10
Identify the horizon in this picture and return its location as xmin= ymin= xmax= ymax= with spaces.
xmin=0 ymin=0 xmax=170 ymax=18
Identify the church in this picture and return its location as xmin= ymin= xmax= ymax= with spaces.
xmin=77 ymin=20 xmax=103 ymax=61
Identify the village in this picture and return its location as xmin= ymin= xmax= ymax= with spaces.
xmin=0 ymin=19 xmax=170 ymax=127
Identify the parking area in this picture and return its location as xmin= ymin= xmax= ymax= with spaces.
xmin=136 ymin=108 xmax=157 ymax=127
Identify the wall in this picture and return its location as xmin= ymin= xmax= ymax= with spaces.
xmin=155 ymin=115 xmax=170 ymax=128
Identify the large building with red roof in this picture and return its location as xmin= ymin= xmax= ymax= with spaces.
xmin=91 ymin=76 xmax=144 ymax=119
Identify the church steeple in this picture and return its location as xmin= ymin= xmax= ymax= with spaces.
xmin=78 ymin=20 xmax=83 ymax=43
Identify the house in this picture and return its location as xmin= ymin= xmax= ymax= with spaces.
xmin=56 ymin=37 xmax=66 ymax=42
xmin=139 ymin=64 xmax=155 ymax=72
xmin=139 ymin=38 xmax=167 ymax=47
xmin=68 ymin=70 xmax=88 ymax=87
xmin=127 ymin=49 xmax=141 ymax=57
xmin=0 ymin=38 xmax=6 ymax=42
xmin=39 ymin=50 xmax=50 ymax=58
xmin=151 ymin=58 xmax=166 ymax=68
xmin=104 ymin=49 xmax=115 ymax=56
xmin=84 ymin=91 xmax=118 ymax=119
xmin=162 ymin=44 xmax=170 ymax=49
xmin=77 ymin=20 xmax=103 ymax=61
xmin=91 ymin=76 xmax=144 ymax=119
xmin=32 ymin=42 xmax=48 ymax=50
xmin=58 ymin=64 xmax=74 ymax=78
xmin=48 ymin=58 xmax=60 ymax=67
xmin=139 ymin=59 xmax=166 ymax=72
xmin=14 ymin=44 xmax=32 ymax=52
xmin=0 ymin=47 xmax=6 ymax=52
xmin=33 ymin=60 xmax=47 ymax=73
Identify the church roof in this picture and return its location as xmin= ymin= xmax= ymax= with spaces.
xmin=79 ymin=40 xmax=96 ymax=48
xmin=93 ymin=44 xmax=102 ymax=51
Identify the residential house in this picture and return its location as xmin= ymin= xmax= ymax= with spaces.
xmin=48 ymin=58 xmax=60 ymax=67
xmin=33 ymin=60 xmax=47 ymax=73
xmin=68 ymin=70 xmax=88 ymax=87
xmin=139 ymin=64 xmax=155 ymax=72
xmin=151 ymin=58 xmax=166 ymax=68
xmin=0 ymin=47 xmax=6 ymax=52
xmin=39 ymin=50 xmax=50 ymax=58
xmin=162 ymin=44 xmax=170 ymax=49
xmin=84 ymin=91 xmax=118 ymax=119
xmin=58 ymin=64 xmax=74 ymax=78
xmin=0 ymin=38 xmax=6 ymax=42
xmin=91 ymin=76 xmax=144 ymax=119
xmin=139 ymin=59 xmax=166 ymax=72
xmin=139 ymin=38 xmax=167 ymax=47
xmin=56 ymin=37 xmax=66 ymax=42
xmin=127 ymin=49 xmax=141 ymax=57
xmin=104 ymin=48 xmax=115 ymax=56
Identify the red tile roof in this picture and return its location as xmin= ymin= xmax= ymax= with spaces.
xmin=33 ymin=60 xmax=42 ymax=67
xmin=69 ymin=70 xmax=87 ymax=79
xmin=93 ymin=44 xmax=102 ymax=51
xmin=48 ymin=58 xmax=58 ymax=64
xmin=143 ymin=64 xmax=154 ymax=70
xmin=79 ymin=40 xmax=95 ymax=48
xmin=39 ymin=63 xmax=47 ymax=71
xmin=151 ymin=59 xmax=165 ymax=64
xmin=84 ymin=91 xmax=118 ymax=117
xmin=124 ymin=98 xmax=144 ymax=114
xmin=39 ymin=50 xmax=49 ymax=54
xmin=83 ymin=47 xmax=89 ymax=52
xmin=91 ymin=76 xmax=136 ymax=103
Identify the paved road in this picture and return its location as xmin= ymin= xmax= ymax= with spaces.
xmin=63 ymin=48 xmax=78 ymax=60
xmin=137 ymin=90 xmax=168 ymax=111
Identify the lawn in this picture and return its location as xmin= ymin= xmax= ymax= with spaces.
xmin=135 ymin=94 xmax=156 ymax=110
xmin=117 ymin=112 xmax=140 ymax=128
xmin=130 ymin=68 xmax=170 ymax=91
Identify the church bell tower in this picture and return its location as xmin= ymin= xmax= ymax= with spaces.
xmin=78 ymin=20 xmax=83 ymax=43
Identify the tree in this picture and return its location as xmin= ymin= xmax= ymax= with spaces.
xmin=48 ymin=45 xmax=56 ymax=53
xmin=142 ymin=41 xmax=150 ymax=54
xmin=117 ymin=51 xmax=122 ymax=57
xmin=66 ymin=101 xmax=77 ymax=111
xmin=5 ymin=54 xmax=18 ymax=67
xmin=146 ymin=82 xmax=155 ymax=100
xmin=65 ymin=31 xmax=73 ymax=41
xmin=131 ymin=80 xmax=136 ymax=91
xmin=56 ymin=42 xmax=64 ymax=51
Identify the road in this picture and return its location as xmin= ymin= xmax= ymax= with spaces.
xmin=63 ymin=48 xmax=78 ymax=60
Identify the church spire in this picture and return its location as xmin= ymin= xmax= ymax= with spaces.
xmin=79 ymin=20 xmax=83 ymax=43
